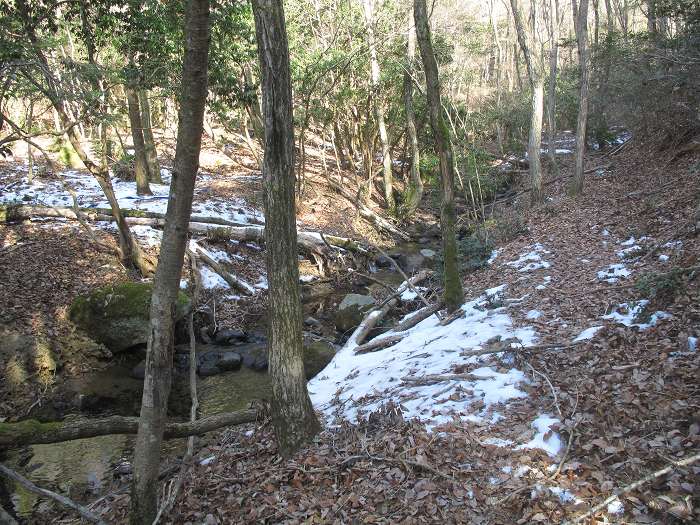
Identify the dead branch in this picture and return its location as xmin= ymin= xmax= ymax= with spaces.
xmin=355 ymin=333 xmax=408 ymax=354
xmin=0 ymin=463 xmax=106 ymax=524
xmin=401 ymin=372 xmax=494 ymax=385
xmin=374 ymin=245 xmax=435 ymax=314
xmin=394 ymin=303 xmax=443 ymax=332
xmin=564 ymin=453 xmax=700 ymax=525
xmin=344 ymin=270 xmax=432 ymax=349
xmin=191 ymin=241 xmax=256 ymax=295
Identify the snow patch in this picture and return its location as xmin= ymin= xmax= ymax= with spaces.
xmin=506 ymin=244 xmax=551 ymax=273
xmin=573 ymin=326 xmax=603 ymax=342
xmin=597 ymin=263 xmax=631 ymax=283
xmin=309 ymin=287 xmax=537 ymax=430
xmin=603 ymin=301 xmax=671 ymax=330
xmin=516 ymin=414 xmax=562 ymax=457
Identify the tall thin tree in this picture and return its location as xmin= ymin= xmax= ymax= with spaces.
xmin=570 ymin=0 xmax=590 ymax=195
xmin=402 ymin=9 xmax=423 ymax=215
xmin=129 ymin=0 xmax=211 ymax=522
xmin=510 ymin=0 xmax=547 ymax=205
xmin=414 ymin=0 xmax=465 ymax=312
xmin=252 ymin=0 xmax=321 ymax=456
xmin=362 ymin=0 xmax=395 ymax=210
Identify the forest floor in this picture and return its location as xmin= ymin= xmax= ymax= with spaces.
xmin=1 ymin=132 xmax=699 ymax=524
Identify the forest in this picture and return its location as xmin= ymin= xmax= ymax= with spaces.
xmin=0 ymin=0 xmax=698 ymax=523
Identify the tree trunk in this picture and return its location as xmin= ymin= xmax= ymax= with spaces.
xmin=125 ymin=85 xmax=152 ymax=196
xmin=414 ymin=0 xmax=464 ymax=313
xmin=546 ymin=0 xmax=560 ymax=176
xmin=402 ymin=9 xmax=423 ymax=215
xmin=362 ymin=0 xmax=395 ymax=210
xmin=138 ymin=89 xmax=162 ymax=183
xmin=252 ymin=0 xmax=320 ymax=457
xmin=510 ymin=0 xmax=546 ymax=205
xmin=129 ymin=1 xmax=210 ymax=523
xmin=529 ymin=77 xmax=545 ymax=204
xmin=570 ymin=0 xmax=590 ymax=195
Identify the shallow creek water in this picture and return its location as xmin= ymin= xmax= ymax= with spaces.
xmin=2 ymin=241 xmax=435 ymax=519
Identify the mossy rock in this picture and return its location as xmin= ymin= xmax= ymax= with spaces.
xmin=69 ymin=282 xmax=191 ymax=353
xmin=303 ymin=340 xmax=336 ymax=379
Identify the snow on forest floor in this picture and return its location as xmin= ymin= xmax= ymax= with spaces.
xmin=0 ymin=165 xmax=271 ymax=291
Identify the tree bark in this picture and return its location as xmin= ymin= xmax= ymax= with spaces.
xmin=252 ymin=0 xmax=320 ymax=457
xmin=510 ymin=0 xmax=547 ymax=205
xmin=402 ymin=9 xmax=423 ymax=215
xmin=138 ymin=89 xmax=162 ymax=183
xmin=414 ymin=0 xmax=464 ymax=312
xmin=570 ymin=0 xmax=590 ymax=195
xmin=129 ymin=1 xmax=210 ymax=523
xmin=362 ymin=0 xmax=395 ymax=210
xmin=125 ymin=85 xmax=153 ymax=196
xmin=0 ymin=411 xmax=257 ymax=449
xmin=546 ymin=0 xmax=560 ymax=176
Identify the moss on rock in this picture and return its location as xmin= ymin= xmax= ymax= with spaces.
xmin=69 ymin=282 xmax=190 ymax=353
xmin=303 ymin=340 xmax=336 ymax=379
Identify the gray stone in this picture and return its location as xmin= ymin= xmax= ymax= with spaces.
xmin=218 ymin=351 xmax=242 ymax=371
xmin=334 ymin=293 xmax=376 ymax=333
xmin=213 ymin=328 xmax=247 ymax=346
xmin=420 ymin=248 xmax=437 ymax=258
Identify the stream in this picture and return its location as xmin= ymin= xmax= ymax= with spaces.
xmin=1 ymin=241 xmax=437 ymax=520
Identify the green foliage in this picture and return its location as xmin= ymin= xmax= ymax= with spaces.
xmin=635 ymin=269 xmax=686 ymax=304
xmin=419 ymin=153 xmax=440 ymax=186
xmin=458 ymin=233 xmax=495 ymax=271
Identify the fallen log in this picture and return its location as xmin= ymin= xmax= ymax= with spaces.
xmin=0 ymin=409 xmax=257 ymax=449
xmin=0 ymin=203 xmax=260 ymax=228
xmin=353 ymin=303 xmax=444 ymax=354
xmin=191 ymin=241 xmax=256 ymax=295
xmin=394 ymin=303 xmax=443 ymax=332
xmin=1 ymin=203 xmax=371 ymax=258
xmin=0 ymin=464 xmax=105 ymax=524
xmin=401 ymin=372 xmax=495 ymax=385
xmin=344 ymin=270 xmax=432 ymax=349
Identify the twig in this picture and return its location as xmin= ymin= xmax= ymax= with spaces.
xmin=401 ymin=373 xmax=495 ymax=385
xmin=0 ymin=463 xmax=106 ymax=524
xmin=563 ymin=453 xmax=700 ymax=524
xmin=525 ymin=362 xmax=562 ymax=418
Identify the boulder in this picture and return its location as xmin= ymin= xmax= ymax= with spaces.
xmin=197 ymin=349 xmax=243 ymax=376
xmin=213 ymin=328 xmax=247 ymax=346
xmin=236 ymin=343 xmax=269 ymax=371
xmin=334 ymin=293 xmax=376 ymax=333
xmin=69 ymin=282 xmax=191 ymax=353
xmin=302 ymin=340 xmax=336 ymax=379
